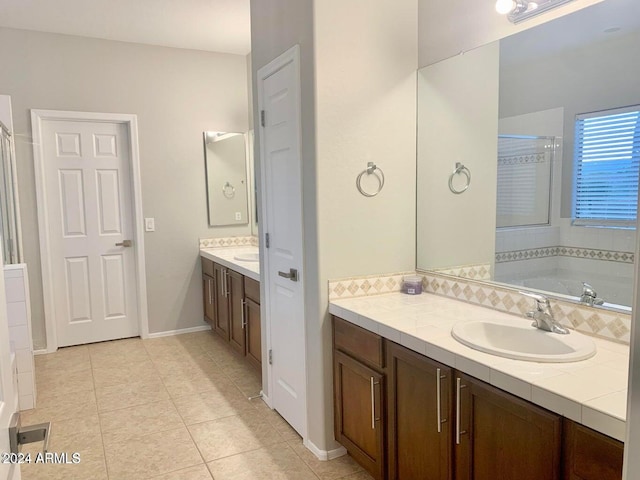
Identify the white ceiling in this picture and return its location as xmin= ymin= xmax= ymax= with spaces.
xmin=0 ymin=0 xmax=251 ymax=55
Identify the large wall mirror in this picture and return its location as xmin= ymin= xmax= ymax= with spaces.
xmin=203 ymin=131 xmax=250 ymax=227
xmin=417 ymin=0 xmax=640 ymax=312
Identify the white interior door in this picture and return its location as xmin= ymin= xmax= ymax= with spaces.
xmin=0 ymin=248 xmax=21 ymax=480
xmin=40 ymin=118 xmax=139 ymax=347
xmin=259 ymin=46 xmax=307 ymax=437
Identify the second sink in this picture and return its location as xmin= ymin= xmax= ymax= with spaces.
xmin=233 ymin=252 xmax=259 ymax=262
xmin=451 ymin=318 xmax=596 ymax=363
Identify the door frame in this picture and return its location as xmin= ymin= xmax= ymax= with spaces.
xmin=31 ymin=109 xmax=149 ymax=353
xmin=257 ymin=45 xmax=308 ymax=437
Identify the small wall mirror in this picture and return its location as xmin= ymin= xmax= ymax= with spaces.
xmin=203 ymin=131 xmax=249 ymax=227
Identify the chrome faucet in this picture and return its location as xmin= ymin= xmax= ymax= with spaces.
xmin=580 ymin=282 xmax=604 ymax=306
xmin=520 ymin=291 xmax=570 ymax=335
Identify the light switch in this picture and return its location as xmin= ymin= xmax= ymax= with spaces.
xmin=145 ymin=218 xmax=155 ymax=232
xmin=235 ymin=212 xmax=242 ymax=221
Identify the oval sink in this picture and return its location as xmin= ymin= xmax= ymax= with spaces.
xmin=233 ymin=252 xmax=259 ymax=262
xmin=451 ymin=319 xmax=596 ymax=363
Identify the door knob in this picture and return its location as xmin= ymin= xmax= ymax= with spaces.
xmin=115 ymin=240 xmax=132 ymax=247
xmin=278 ymin=268 xmax=299 ymax=282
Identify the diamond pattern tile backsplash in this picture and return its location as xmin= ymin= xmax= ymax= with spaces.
xmin=329 ymin=270 xmax=631 ymax=344
xmin=199 ymin=236 xmax=258 ymax=248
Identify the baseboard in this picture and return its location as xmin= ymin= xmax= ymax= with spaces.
xmin=33 ymin=349 xmax=49 ymax=356
xmin=303 ymin=438 xmax=347 ymax=461
xmin=146 ymin=324 xmax=211 ymax=339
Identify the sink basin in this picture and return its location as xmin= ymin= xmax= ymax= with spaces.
xmin=233 ymin=252 xmax=259 ymax=262
xmin=451 ymin=319 xmax=596 ymax=363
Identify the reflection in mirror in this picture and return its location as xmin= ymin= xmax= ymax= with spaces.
xmin=203 ymin=132 xmax=249 ymax=227
xmin=417 ymin=0 xmax=640 ymax=311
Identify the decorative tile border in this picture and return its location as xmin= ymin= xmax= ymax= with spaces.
xmin=328 ymin=271 xmax=415 ymax=301
xmin=199 ymin=236 xmax=259 ymax=248
xmin=496 ymin=246 xmax=634 ymax=264
xmin=432 ymin=263 xmax=491 ymax=281
xmin=328 ymin=270 xmax=631 ymax=344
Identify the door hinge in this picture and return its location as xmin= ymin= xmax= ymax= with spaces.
xmin=260 ymin=110 xmax=266 ymax=127
xmin=265 ymin=233 xmax=270 ymax=248
xmin=269 ymin=349 xmax=273 ymax=365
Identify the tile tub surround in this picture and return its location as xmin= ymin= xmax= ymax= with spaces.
xmin=200 ymin=246 xmax=259 ymax=282
xmin=329 ymin=292 xmax=630 ymax=442
xmin=5 ymin=264 xmax=36 ymax=411
xmin=199 ymin=236 xmax=259 ymax=249
xmin=329 ymin=270 xmax=631 ymax=344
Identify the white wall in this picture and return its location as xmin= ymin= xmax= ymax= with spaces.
xmin=416 ymin=42 xmax=500 ymax=271
xmin=314 ymin=0 xmax=418 ymax=451
xmin=418 ymin=0 xmax=605 ymax=66
xmin=0 ymin=27 xmax=250 ymax=347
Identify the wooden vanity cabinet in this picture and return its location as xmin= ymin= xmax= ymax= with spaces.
xmin=333 ymin=317 xmax=386 ymax=480
xmin=228 ymin=269 xmax=246 ymax=354
xmin=386 ymin=341 xmax=453 ymax=480
xmin=455 ymin=373 xmax=562 ymax=480
xmin=244 ymin=277 xmax=262 ymax=369
xmin=201 ymin=258 xmax=216 ymax=326
xmin=213 ymin=263 xmax=230 ymax=340
xmin=562 ymin=419 xmax=623 ymax=480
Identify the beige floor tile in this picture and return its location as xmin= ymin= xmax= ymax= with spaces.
xmin=151 ymin=353 xmax=220 ymax=378
xmin=231 ymin=369 xmax=263 ymax=398
xmin=251 ymin=398 xmax=302 ymax=443
xmin=89 ymin=337 xmax=150 ymax=367
xmin=92 ymin=359 xmax=160 ymax=388
xmin=188 ymin=411 xmax=284 ymax=462
xmin=21 ymin=389 xmax=97 ymax=424
xmin=21 ymin=452 xmax=108 ymax=480
xmin=162 ymin=368 xmax=236 ymax=398
xmin=36 ymin=368 xmax=94 ymax=401
xmin=336 ymin=472 xmax=374 ymax=480
xmin=88 ymin=337 xmax=145 ymax=355
xmin=173 ymin=386 xmax=256 ymax=425
xmin=95 ymin=376 xmax=170 ymax=412
xmin=288 ymin=442 xmax=363 ymax=480
xmin=103 ymin=426 xmax=202 ymax=480
xmin=149 ymin=464 xmax=213 ymax=480
xmin=99 ymin=399 xmax=184 ymax=443
xmin=207 ymin=443 xmax=319 ymax=480
xmin=34 ymin=345 xmax=91 ymax=373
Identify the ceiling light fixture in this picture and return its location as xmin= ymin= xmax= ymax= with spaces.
xmin=495 ymin=0 xmax=576 ymax=24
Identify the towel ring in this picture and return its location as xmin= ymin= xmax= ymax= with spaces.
xmin=222 ymin=182 xmax=235 ymax=199
xmin=449 ymin=162 xmax=471 ymax=194
xmin=356 ymin=162 xmax=385 ymax=197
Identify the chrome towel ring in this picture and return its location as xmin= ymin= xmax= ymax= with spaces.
xmin=356 ymin=162 xmax=385 ymax=197
xmin=222 ymin=181 xmax=236 ymax=199
xmin=449 ymin=162 xmax=471 ymax=194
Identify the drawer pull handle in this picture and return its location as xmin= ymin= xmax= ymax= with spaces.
xmin=437 ymin=368 xmax=447 ymax=433
xmin=456 ymin=377 xmax=467 ymax=445
xmin=370 ymin=377 xmax=380 ymax=430
xmin=241 ymin=299 xmax=247 ymax=328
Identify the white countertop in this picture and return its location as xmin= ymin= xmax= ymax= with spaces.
xmin=330 ymin=292 xmax=629 ymax=442
xmin=200 ymin=246 xmax=260 ymax=282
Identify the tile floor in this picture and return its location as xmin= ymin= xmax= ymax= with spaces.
xmin=21 ymin=330 xmax=372 ymax=480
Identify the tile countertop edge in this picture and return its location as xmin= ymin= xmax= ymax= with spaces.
xmin=328 ymin=295 xmax=629 ymax=443
xmin=199 ymin=248 xmax=260 ymax=282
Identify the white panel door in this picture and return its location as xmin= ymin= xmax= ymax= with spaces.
xmin=259 ymin=46 xmax=307 ymax=436
xmin=42 ymin=120 xmax=139 ymax=347
xmin=0 ymin=247 xmax=21 ymax=480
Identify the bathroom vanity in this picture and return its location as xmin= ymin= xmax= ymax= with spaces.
xmin=200 ymin=247 xmax=261 ymax=369
xmin=330 ymin=293 xmax=626 ymax=480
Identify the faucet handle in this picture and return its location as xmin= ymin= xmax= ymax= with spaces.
xmin=519 ymin=291 xmax=550 ymax=309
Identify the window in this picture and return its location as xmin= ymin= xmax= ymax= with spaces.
xmin=573 ymin=107 xmax=640 ymax=228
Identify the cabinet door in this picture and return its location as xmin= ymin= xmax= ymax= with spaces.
xmin=562 ymin=419 xmax=623 ymax=480
xmin=228 ymin=269 xmax=246 ymax=354
xmin=203 ymin=274 xmax=216 ymax=325
xmin=387 ymin=342 xmax=453 ymax=480
xmin=213 ymin=263 xmax=230 ymax=340
xmin=245 ymin=298 xmax=262 ymax=369
xmin=334 ymin=350 xmax=385 ymax=480
xmin=455 ymin=373 xmax=562 ymax=480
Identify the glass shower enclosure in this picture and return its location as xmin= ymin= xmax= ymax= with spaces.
xmin=0 ymin=121 xmax=21 ymax=264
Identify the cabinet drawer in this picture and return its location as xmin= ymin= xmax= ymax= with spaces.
xmin=333 ymin=316 xmax=384 ymax=369
xmin=244 ymin=277 xmax=260 ymax=304
xmin=201 ymin=257 xmax=214 ymax=277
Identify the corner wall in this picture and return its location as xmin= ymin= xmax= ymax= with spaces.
xmin=0 ymin=27 xmax=249 ymax=347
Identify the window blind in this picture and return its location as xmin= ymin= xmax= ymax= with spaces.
xmin=574 ymin=107 xmax=640 ymax=227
